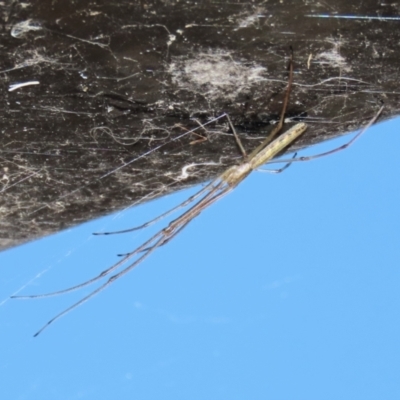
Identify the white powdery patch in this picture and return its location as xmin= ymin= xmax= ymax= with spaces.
xmin=168 ymin=49 xmax=267 ymax=101
xmin=314 ymin=39 xmax=351 ymax=72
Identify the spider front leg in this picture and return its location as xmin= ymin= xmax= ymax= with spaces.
xmin=265 ymin=106 xmax=384 ymax=167
xmin=223 ymin=49 xmax=294 ymax=161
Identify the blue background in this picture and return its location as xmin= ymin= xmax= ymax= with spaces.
xmin=1 ymin=115 xmax=400 ymax=399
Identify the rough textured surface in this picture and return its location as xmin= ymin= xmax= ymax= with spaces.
xmin=1 ymin=0 xmax=399 ymax=250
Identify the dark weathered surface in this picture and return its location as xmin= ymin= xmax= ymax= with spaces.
xmin=1 ymin=0 xmax=399 ymax=250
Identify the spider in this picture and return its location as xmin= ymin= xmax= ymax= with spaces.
xmin=12 ymin=51 xmax=383 ymax=336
